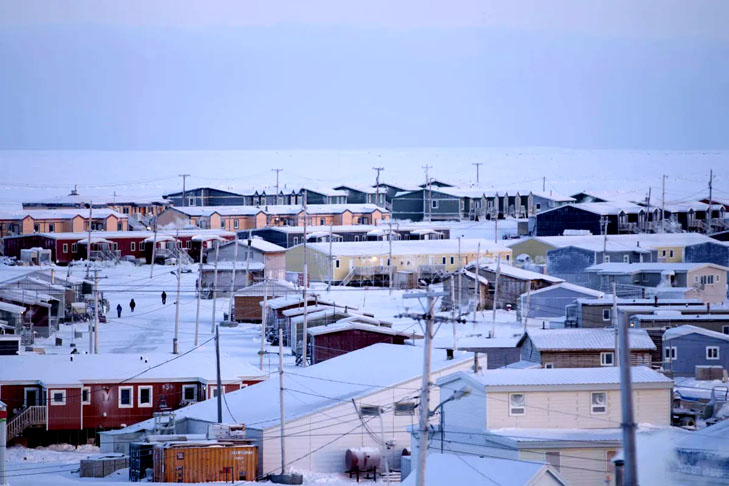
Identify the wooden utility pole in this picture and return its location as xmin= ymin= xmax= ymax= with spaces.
xmin=215 ymin=324 xmax=223 ymax=423
xmin=707 ymin=169 xmax=714 ymax=234
xmin=301 ymin=192 xmax=309 ymax=366
xmin=373 ymin=167 xmax=384 ymax=206
xmin=173 ymin=233 xmax=182 ymax=354
xmin=416 ymin=295 xmax=435 ymax=486
xmin=618 ymin=292 xmax=639 ymax=485
xmin=272 ymin=169 xmax=283 ymax=201
xmin=542 ymin=176 xmax=546 ymax=192
xmin=388 ymin=221 xmax=394 ymax=295
xmin=328 ymin=225 xmax=333 ymax=292
xmin=491 ymin=254 xmax=501 ymax=337
xmin=278 ymin=327 xmax=287 ymax=475
xmin=194 ymin=239 xmax=205 ymax=346
xmin=93 ymin=269 xmax=99 ymax=354
xmin=85 ymin=203 xmax=93 ymax=279
xmin=613 ymin=282 xmax=619 ymax=366
xmin=522 ymin=282 xmax=531 ymax=332
xmin=228 ymin=235 xmax=240 ymax=321
xmin=210 ymin=240 xmax=220 ymax=333
xmin=179 ymin=174 xmax=190 ymax=206
xmin=472 ymin=243 xmax=480 ymax=322
xmin=661 ymin=175 xmax=666 ymax=232
xmin=472 ymin=163 xmax=482 ymax=184
xmin=422 ymin=165 xmax=433 ymax=222
xmin=260 ymin=279 xmax=269 ymax=371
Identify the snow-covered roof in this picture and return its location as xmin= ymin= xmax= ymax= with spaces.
xmin=486 ymin=427 xmax=623 ymax=445
xmin=265 ymin=295 xmax=319 ymax=310
xmin=0 ymin=352 xmax=266 ymax=386
xmin=9 ymin=229 xmax=234 ymax=241
xmin=513 ymin=233 xmax=719 ymax=252
xmin=454 ymin=334 xmax=525 ymax=349
xmin=307 ymin=320 xmax=416 ymax=338
xmin=538 ymin=201 xmax=646 ymax=216
xmin=115 ymin=344 xmax=470 ymax=431
xmin=0 ymin=208 xmax=127 ymax=220
xmin=400 ymin=451 xmax=565 ymax=486
xmin=262 ymin=223 xmax=449 ymax=234
xmin=234 ymin=280 xmax=299 ymax=297
xmin=631 ymin=313 xmax=729 ymax=323
xmin=471 ymin=263 xmax=563 ymax=283
xmin=663 ymin=325 xmax=729 ymax=342
xmin=440 ymin=366 xmax=672 ymax=390
xmin=525 ymin=282 xmax=605 ymax=298
xmin=305 ymin=238 xmax=511 ymax=257
xmin=76 ymin=237 xmax=113 ymax=245
xmin=586 ymin=262 xmax=729 ymax=273
xmin=0 ymin=301 xmax=25 ymax=313
xmin=527 ymin=328 xmax=656 ymax=351
xmin=0 ymin=266 xmax=45 ymax=285
xmin=264 ymin=203 xmax=388 ymax=215
xmin=202 ymin=262 xmax=265 ymax=271
xmin=217 ymin=238 xmax=285 ymax=253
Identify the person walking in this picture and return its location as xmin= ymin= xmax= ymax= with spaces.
xmin=129 ymin=298 xmax=136 ymax=313
xmin=116 ymin=303 xmax=122 ymax=318
xmin=161 ymin=291 xmax=167 ymax=305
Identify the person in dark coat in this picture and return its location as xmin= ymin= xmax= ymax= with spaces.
xmin=161 ymin=291 xmax=167 ymax=305
xmin=129 ymin=299 xmax=136 ymax=312
xmin=116 ymin=304 xmax=122 ymax=318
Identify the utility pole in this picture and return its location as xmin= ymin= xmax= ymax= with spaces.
xmin=215 ymin=324 xmax=223 ymax=423
xmin=472 ymin=243 xmax=480 ymax=322
xmin=707 ymin=169 xmax=714 ymax=234
xmin=301 ymin=192 xmax=309 ymax=367
xmin=472 ymin=163 xmax=483 ymax=184
xmin=494 ymin=215 xmax=498 ymax=244
xmin=210 ymin=240 xmax=220 ymax=333
xmin=93 ymin=269 xmax=99 ymax=354
xmin=272 ymin=169 xmax=283 ymax=203
xmin=522 ymin=282 xmax=531 ymax=333
xmin=491 ymin=254 xmax=501 ymax=337
xmin=542 ymin=176 xmax=546 ymax=192
xmin=601 ymin=217 xmax=608 ymax=258
xmin=179 ymin=174 xmax=190 ymax=207
xmin=661 ymin=175 xmax=666 ymax=232
xmin=173 ymin=232 xmax=182 ymax=354
xmin=328 ymin=225 xmax=333 ymax=292
xmin=618 ymin=289 xmax=639 ymax=485
xmin=373 ymin=167 xmax=384 ymax=206
xmin=194 ymin=239 xmax=205 ymax=346
xmin=645 ymin=187 xmax=651 ymax=232
xmin=228 ymin=235 xmax=240 ymax=322
xmin=85 ymin=203 xmax=93 ymax=279
xmin=278 ymin=327 xmax=287 ymax=475
xmin=0 ymin=401 xmax=7 ymax=486
xmin=417 ymin=295 xmax=435 ymax=486
xmin=148 ymin=224 xmax=158 ymax=279
xmin=457 ymin=237 xmax=462 ymax=316
xmin=388 ymin=221 xmax=394 ymax=295
xmin=422 ymin=165 xmax=433 ymax=222
xmin=613 ymin=282 xmax=619 ymax=366
xmin=259 ymin=279 xmax=269 ymax=371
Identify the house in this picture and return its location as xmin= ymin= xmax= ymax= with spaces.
xmin=684 ymin=240 xmax=729 ymax=267
xmin=429 ymin=366 xmax=672 ymax=486
xmin=584 ymin=262 xmax=729 ymax=304
xmin=0 ymin=208 xmax=128 ymax=238
xmin=264 ymin=204 xmax=389 ymax=227
xmin=162 ymin=187 xmax=244 ymax=207
xmin=0 ymin=352 xmax=266 ymax=446
xmin=248 ymin=224 xmax=451 ymax=248
xmin=156 ymin=206 xmax=267 ymax=231
xmin=534 ymin=202 xmax=648 ymax=236
xmin=332 ymin=184 xmax=388 ymax=207
xmin=307 ymin=318 xmax=416 ymax=364
xmin=437 ymin=332 xmax=526 ymax=369
xmin=100 ymin=344 xmax=474 ymax=476
xmin=630 ymin=312 xmax=729 ymax=335
xmin=442 ymin=263 xmax=563 ymax=312
xmin=564 ymin=297 xmax=705 ymax=329
xmin=392 ymin=188 xmax=464 ymax=221
xmin=547 ymin=245 xmax=654 ymax=286
xmin=400 ymin=453 xmax=566 ymax=486
xmin=480 ymin=190 xmax=574 ymax=220
xmin=233 ymin=280 xmax=300 ymax=322
xmin=520 ymin=328 xmax=656 ymax=368
xmin=205 ymin=237 xmax=286 ymax=281
xmin=286 ymin=239 xmax=512 ymax=286
xmin=518 ymin=282 xmax=604 ymax=320
xmin=662 ymin=325 xmax=729 ymax=376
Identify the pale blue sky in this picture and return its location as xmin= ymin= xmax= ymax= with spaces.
xmin=1 ymin=0 xmax=728 ymax=149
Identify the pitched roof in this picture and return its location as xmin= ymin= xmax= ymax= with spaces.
xmin=526 ymin=282 xmax=605 ymax=298
xmin=663 ymin=325 xmax=729 ymax=342
xmin=527 ymin=328 xmax=656 ymax=351
xmin=305 ymin=239 xmax=511 ymax=257
xmin=586 ymin=262 xmax=729 ymax=273
xmin=471 ymin=263 xmax=563 ymax=283
xmin=307 ymin=320 xmax=416 ymax=338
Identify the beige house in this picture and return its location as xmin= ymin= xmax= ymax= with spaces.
xmin=264 ymin=204 xmax=389 ymax=227
xmin=430 ymin=366 xmax=673 ymax=486
xmin=0 ymin=209 xmax=127 ymax=237
xmin=286 ymin=239 xmax=512 ymax=284
xmin=156 ymin=206 xmax=266 ymax=231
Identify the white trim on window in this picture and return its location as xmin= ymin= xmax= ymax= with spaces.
xmin=509 ymin=393 xmax=526 ymax=416
xmin=138 ymin=385 xmax=153 ymax=408
xmin=82 ymin=386 xmax=91 ymax=405
xmin=723 ymin=325 xmax=729 ymax=335
xmin=71 ymin=243 xmax=78 ymax=252
xmin=50 ymin=389 xmax=67 ymax=406
xmin=603 ymin=255 xmax=610 ymax=263
xmin=130 ymin=242 xmax=136 ymax=251
xmin=664 ymin=346 xmax=677 ymax=362
xmin=707 ymin=346 xmax=720 ymax=360
xmin=600 ymin=352 xmax=614 ymax=367
xmin=233 ymin=219 xmax=239 ymax=229
xmin=591 ymin=391 xmax=607 ymax=414
xmin=623 ymin=255 xmax=630 ymax=263
xmin=182 ymin=384 xmax=198 ymax=402
xmin=602 ymin=309 xmax=611 ymax=321
xmin=544 ymin=363 xmax=554 ymax=369
xmin=62 ymin=243 xmax=69 ymax=253
xmin=118 ymin=386 xmax=133 ymax=408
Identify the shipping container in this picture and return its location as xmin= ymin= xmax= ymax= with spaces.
xmin=153 ymin=442 xmax=258 ymax=483
xmin=129 ymin=442 xmax=155 ymax=482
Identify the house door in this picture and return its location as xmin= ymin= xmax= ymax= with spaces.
xmin=24 ymin=388 xmax=39 ymax=407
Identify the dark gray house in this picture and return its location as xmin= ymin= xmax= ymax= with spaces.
xmin=535 ymin=202 xmax=646 ymax=236
xmin=247 ymin=224 xmax=450 ymax=248
xmin=163 ymin=187 xmax=244 ymax=207
xmin=392 ymin=188 xmax=463 ymax=221
xmin=685 ymin=241 xmax=729 ymax=268
xmin=547 ymin=245 xmax=654 ymax=285
xmin=662 ymin=325 xmax=729 ymax=376
xmin=332 ymin=185 xmax=388 ymax=207
xmin=518 ymin=282 xmax=604 ymax=320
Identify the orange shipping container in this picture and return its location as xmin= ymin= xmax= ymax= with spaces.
xmin=153 ymin=443 xmax=258 ymax=483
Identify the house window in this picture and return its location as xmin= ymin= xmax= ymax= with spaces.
xmin=662 ymin=250 xmax=666 ymax=257
xmin=432 ymin=199 xmax=439 ymax=209
xmin=707 ymin=346 xmax=720 ymax=360
xmin=113 ymin=242 xmax=118 ymax=251
xmin=600 ymin=352 xmax=614 ymax=366
xmin=669 ymin=250 xmax=674 ymax=258
xmin=623 ymin=255 xmax=630 ymax=263
xmin=130 ymin=242 xmax=136 ymax=251
xmin=355 ymin=236 xmax=360 ymax=242
xmin=603 ymin=255 xmax=610 ymax=263
xmin=320 ymin=219 xmax=325 ymax=225
xmin=182 ymin=385 xmax=198 ymax=402
xmin=72 ymin=243 xmax=78 ymax=252
xmin=63 ymin=243 xmax=69 ymax=253
xmin=48 ymin=223 xmax=55 ymax=232
xmin=233 ymin=219 xmax=239 ymax=229
xmin=140 ymin=242 xmax=145 ymax=251
xmin=335 ymin=259 xmax=340 ymax=269
xmin=442 ymin=257 xmax=447 ymax=265
xmin=536 ymin=203 xmax=541 ymax=210
xmin=664 ymin=346 xmax=677 ymax=362
xmin=293 ymin=237 xmax=299 ymax=245
xmin=450 ymin=256 xmax=455 ymax=265
xmin=208 ymin=385 xmax=222 ymax=398
xmin=509 ymin=393 xmax=526 ymax=416
xmin=189 ymin=197 xmax=194 ymax=206
xmin=119 ymin=386 xmax=133 ymax=408
xmin=186 ymin=240 xmax=192 ymax=249
xmin=33 ymin=224 xmax=40 ymax=233
xmin=50 ymin=390 xmax=66 ymax=406
xmin=544 ymin=363 xmax=554 ymax=369
xmin=138 ymin=386 xmax=153 ymax=407
xmin=117 ymin=222 xmax=123 ymax=231
xmin=82 ymin=387 xmax=91 ymax=405
xmin=723 ymin=325 xmax=729 ymax=335
xmin=545 ymin=451 xmax=560 ymax=471
xmin=591 ymin=392 xmax=607 ymax=414
xmin=602 ymin=309 xmax=611 ymax=321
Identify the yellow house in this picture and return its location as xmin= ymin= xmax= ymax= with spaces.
xmin=434 ymin=367 xmax=673 ymax=486
xmin=286 ymin=239 xmax=512 ymax=283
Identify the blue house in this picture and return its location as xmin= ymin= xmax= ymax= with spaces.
xmin=685 ymin=241 xmax=729 ymax=268
xmin=662 ymin=325 xmax=729 ymax=376
xmin=547 ymin=245 xmax=652 ymax=286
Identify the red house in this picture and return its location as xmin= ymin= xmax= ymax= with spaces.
xmin=0 ymin=352 xmax=266 ymax=446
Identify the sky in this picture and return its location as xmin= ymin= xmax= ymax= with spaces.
xmin=1 ymin=0 xmax=728 ymax=150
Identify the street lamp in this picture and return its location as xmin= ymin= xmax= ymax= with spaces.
xmin=430 ymin=386 xmax=472 ymax=454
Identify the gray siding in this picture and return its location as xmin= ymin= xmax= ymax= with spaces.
xmin=663 ymin=333 xmax=729 ymax=375
xmin=685 ymin=242 xmax=729 ymax=268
